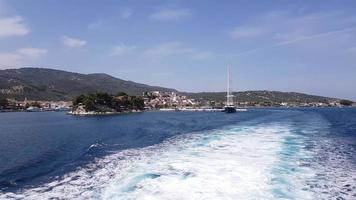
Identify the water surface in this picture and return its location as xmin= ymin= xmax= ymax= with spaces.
xmin=0 ymin=108 xmax=355 ymax=199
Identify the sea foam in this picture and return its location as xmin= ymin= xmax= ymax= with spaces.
xmin=7 ymin=117 xmax=349 ymax=200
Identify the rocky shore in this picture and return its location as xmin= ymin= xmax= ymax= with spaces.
xmin=68 ymin=109 xmax=142 ymax=116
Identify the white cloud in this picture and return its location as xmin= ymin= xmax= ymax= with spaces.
xmin=88 ymin=8 xmax=133 ymax=29
xmin=16 ymin=48 xmax=47 ymax=58
xmin=88 ymin=20 xmax=103 ymax=29
xmin=0 ymin=47 xmax=47 ymax=68
xmin=110 ymin=44 xmax=136 ymax=56
xmin=150 ymin=9 xmax=191 ymax=21
xmin=192 ymin=51 xmax=215 ymax=60
xmin=230 ymin=11 xmax=356 ymax=43
xmin=143 ymin=42 xmax=193 ymax=58
xmin=0 ymin=53 xmax=22 ymax=67
xmin=274 ymin=27 xmax=356 ymax=47
xmin=0 ymin=16 xmax=30 ymax=38
xmin=62 ymin=36 xmax=87 ymax=48
xmin=121 ymin=8 xmax=133 ymax=19
xmin=230 ymin=26 xmax=266 ymax=39
xmin=231 ymin=11 xmax=356 ymax=58
xmin=143 ymin=42 xmax=214 ymax=61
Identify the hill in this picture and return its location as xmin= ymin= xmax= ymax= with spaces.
xmin=0 ymin=68 xmax=340 ymax=103
xmin=0 ymin=68 xmax=176 ymax=100
xmin=181 ymin=90 xmax=337 ymax=103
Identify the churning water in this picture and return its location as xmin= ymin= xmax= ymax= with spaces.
xmin=0 ymin=108 xmax=355 ymax=199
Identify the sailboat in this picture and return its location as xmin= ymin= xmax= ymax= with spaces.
xmin=224 ymin=65 xmax=237 ymax=113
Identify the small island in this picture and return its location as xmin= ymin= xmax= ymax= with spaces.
xmin=69 ymin=92 xmax=144 ymax=115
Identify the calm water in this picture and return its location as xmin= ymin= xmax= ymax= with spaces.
xmin=0 ymin=108 xmax=355 ymax=199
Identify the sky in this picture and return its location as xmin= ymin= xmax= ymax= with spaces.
xmin=0 ymin=0 xmax=355 ymax=100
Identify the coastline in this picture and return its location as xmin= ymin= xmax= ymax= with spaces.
xmin=67 ymin=110 xmax=143 ymax=116
xmin=1 ymin=105 xmax=355 ymax=114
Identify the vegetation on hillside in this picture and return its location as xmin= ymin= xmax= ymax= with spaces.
xmin=182 ymin=90 xmax=337 ymax=103
xmin=0 ymin=68 xmax=176 ymax=100
xmin=339 ymin=99 xmax=354 ymax=106
xmin=72 ymin=92 xmax=144 ymax=112
xmin=0 ymin=68 xmax=350 ymax=104
xmin=0 ymin=98 xmax=8 ymax=109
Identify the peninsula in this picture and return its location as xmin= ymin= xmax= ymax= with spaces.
xmin=69 ymin=92 xmax=144 ymax=115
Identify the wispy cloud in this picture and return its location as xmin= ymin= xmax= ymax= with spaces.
xmin=110 ymin=44 xmax=136 ymax=56
xmin=88 ymin=20 xmax=103 ymax=29
xmin=234 ymin=27 xmax=356 ymax=57
xmin=62 ymin=36 xmax=87 ymax=48
xmin=230 ymin=26 xmax=266 ymax=39
xmin=192 ymin=51 xmax=216 ymax=60
xmin=0 ymin=53 xmax=22 ymax=67
xmin=0 ymin=16 xmax=29 ymax=38
xmin=0 ymin=47 xmax=47 ymax=68
xmin=88 ymin=8 xmax=133 ymax=29
xmin=143 ymin=42 xmax=214 ymax=61
xmin=150 ymin=9 xmax=191 ymax=21
xmin=234 ymin=47 xmax=263 ymax=57
xmin=230 ymin=11 xmax=356 ymax=42
xmin=231 ymin=11 xmax=356 ymax=56
xmin=274 ymin=27 xmax=356 ymax=46
xmin=121 ymin=8 xmax=133 ymax=19
xmin=16 ymin=48 xmax=47 ymax=58
xmin=143 ymin=42 xmax=193 ymax=58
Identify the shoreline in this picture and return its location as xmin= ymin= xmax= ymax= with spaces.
xmin=67 ymin=110 xmax=143 ymax=116
xmin=1 ymin=106 xmax=355 ymax=114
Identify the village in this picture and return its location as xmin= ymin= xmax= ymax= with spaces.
xmin=142 ymin=91 xmax=352 ymax=110
xmin=0 ymin=91 xmax=354 ymax=113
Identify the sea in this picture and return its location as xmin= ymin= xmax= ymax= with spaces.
xmin=0 ymin=108 xmax=355 ymax=200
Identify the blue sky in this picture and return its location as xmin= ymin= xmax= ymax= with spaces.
xmin=0 ymin=0 xmax=355 ymax=100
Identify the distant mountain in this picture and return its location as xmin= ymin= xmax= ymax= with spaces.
xmin=0 ymin=68 xmax=339 ymax=102
xmin=182 ymin=91 xmax=338 ymax=103
xmin=0 ymin=68 xmax=176 ymax=100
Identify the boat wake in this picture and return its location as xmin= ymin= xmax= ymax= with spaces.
xmin=1 ymin=113 xmax=355 ymax=199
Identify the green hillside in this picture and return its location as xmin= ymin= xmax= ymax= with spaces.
xmin=182 ymin=90 xmax=337 ymax=103
xmin=0 ymin=68 xmax=339 ymax=103
xmin=0 ymin=68 xmax=176 ymax=100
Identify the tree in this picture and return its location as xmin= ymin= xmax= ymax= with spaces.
xmin=122 ymin=95 xmax=131 ymax=109
xmin=95 ymin=92 xmax=112 ymax=105
xmin=83 ymin=98 xmax=95 ymax=111
xmin=340 ymin=99 xmax=353 ymax=106
xmin=112 ymin=98 xmax=123 ymax=111
xmin=31 ymin=101 xmax=42 ymax=108
xmin=73 ymin=95 xmax=86 ymax=106
xmin=117 ymin=92 xmax=128 ymax=96
xmin=72 ymin=92 xmax=144 ymax=112
xmin=0 ymin=98 xmax=9 ymax=109
xmin=132 ymin=96 xmax=145 ymax=110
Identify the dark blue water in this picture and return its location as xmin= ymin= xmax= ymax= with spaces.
xmin=0 ymin=110 xmax=265 ymax=189
xmin=0 ymin=108 xmax=355 ymax=199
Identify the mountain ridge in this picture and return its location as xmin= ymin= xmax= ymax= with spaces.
xmin=0 ymin=68 xmax=342 ymax=102
xmin=181 ymin=91 xmax=338 ymax=103
xmin=0 ymin=68 xmax=177 ymax=100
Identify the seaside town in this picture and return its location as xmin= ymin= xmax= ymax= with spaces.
xmin=0 ymin=98 xmax=71 ymax=112
xmin=0 ymin=91 xmax=354 ymax=113
xmin=142 ymin=91 xmax=355 ymax=109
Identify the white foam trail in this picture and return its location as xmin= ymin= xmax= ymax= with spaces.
xmin=1 ymin=124 xmax=318 ymax=200
xmin=102 ymin=126 xmax=286 ymax=200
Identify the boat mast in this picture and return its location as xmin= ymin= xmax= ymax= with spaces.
xmin=227 ymin=65 xmax=234 ymax=106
